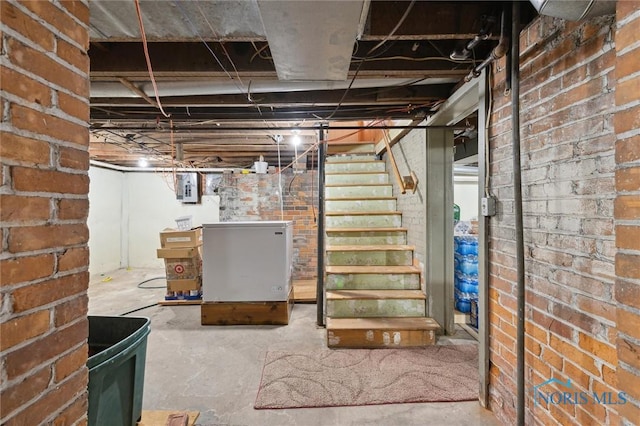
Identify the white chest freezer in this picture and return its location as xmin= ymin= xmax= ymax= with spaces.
xmin=202 ymin=221 xmax=293 ymax=302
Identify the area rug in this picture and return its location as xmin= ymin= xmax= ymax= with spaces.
xmin=254 ymin=345 xmax=478 ymax=409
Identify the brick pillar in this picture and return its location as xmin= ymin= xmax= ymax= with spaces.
xmin=0 ymin=1 xmax=90 ymax=424
xmin=614 ymin=2 xmax=640 ymax=424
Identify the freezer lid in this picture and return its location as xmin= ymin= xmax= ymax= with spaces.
xmin=203 ymin=220 xmax=292 ymax=229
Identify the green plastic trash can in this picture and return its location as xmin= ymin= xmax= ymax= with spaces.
xmin=87 ymin=316 xmax=151 ymax=426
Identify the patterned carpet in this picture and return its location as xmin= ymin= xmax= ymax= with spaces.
xmin=254 ymin=345 xmax=478 ymax=409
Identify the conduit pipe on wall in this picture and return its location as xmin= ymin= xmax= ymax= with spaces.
xmin=510 ymin=2 xmax=526 ymax=425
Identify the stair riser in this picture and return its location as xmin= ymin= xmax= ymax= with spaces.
xmin=327 ymin=154 xmax=377 ymax=162
xmin=327 ymin=329 xmax=436 ymax=348
xmin=326 ymin=174 xmax=389 ymax=185
xmin=326 ymin=273 xmax=420 ymax=290
xmin=327 ymin=250 xmax=413 ymax=266
xmin=326 ymin=215 xmax=401 ymax=228
xmin=326 ymin=232 xmax=407 ymax=245
xmin=326 ymin=199 xmax=396 ymax=212
xmin=326 ymin=299 xmax=425 ymax=317
xmin=327 ymin=144 xmax=375 ymax=155
xmin=325 ymin=162 xmax=386 ymax=173
xmin=325 ymin=186 xmax=393 ymax=198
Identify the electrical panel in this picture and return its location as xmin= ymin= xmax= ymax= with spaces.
xmin=176 ymin=173 xmax=199 ymax=203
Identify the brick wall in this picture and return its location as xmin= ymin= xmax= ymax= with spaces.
xmin=386 ymin=129 xmax=427 ymax=267
xmin=488 ymin=13 xmax=621 ymax=425
xmin=0 ymin=1 xmax=90 ymax=424
xmin=218 ymin=171 xmax=318 ymax=280
xmin=614 ymin=2 xmax=640 ymax=424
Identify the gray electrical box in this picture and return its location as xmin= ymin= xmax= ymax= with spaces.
xmin=176 ymin=173 xmax=198 ymax=203
xmin=481 ymin=196 xmax=496 ymax=217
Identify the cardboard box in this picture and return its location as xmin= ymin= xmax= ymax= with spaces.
xmin=157 ymin=247 xmax=200 ymax=259
xmin=167 ymin=278 xmax=201 ymax=293
xmin=160 ymin=228 xmax=202 ymax=248
xmin=163 ymin=257 xmax=202 ymax=280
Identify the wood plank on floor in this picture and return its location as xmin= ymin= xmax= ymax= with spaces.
xmin=138 ymin=410 xmax=199 ymax=426
xmin=293 ymin=279 xmax=316 ymax=302
xmin=201 ymin=289 xmax=293 ymax=325
xmin=158 ymin=299 xmax=202 ymax=306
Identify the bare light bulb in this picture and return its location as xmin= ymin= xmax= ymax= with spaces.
xmin=138 ymin=158 xmax=149 ymax=167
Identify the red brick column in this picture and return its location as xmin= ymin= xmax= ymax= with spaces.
xmin=0 ymin=1 xmax=90 ymax=423
xmin=614 ymin=2 xmax=640 ymax=423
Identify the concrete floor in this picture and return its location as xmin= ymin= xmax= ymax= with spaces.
xmin=88 ymin=268 xmax=499 ymax=426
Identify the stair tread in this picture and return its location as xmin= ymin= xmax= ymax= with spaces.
xmin=326 ymin=265 xmax=420 ymax=274
xmin=326 ymin=171 xmax=387 ymax=175
xmin=326 ymin=227 xmax=407 ymax=233
xmin=325 ymin=183 xmax=392 ymax=187
xmin=327 ymin=317 xmax=439 ymax=331
xmin=325 ymin=211 xmax=401 ymax=216
xmin=325 ymin=160 xmax=382 ymax=164
xmin=326 ymin=244 xmax=414 ymax=251
xmin=326 ymin=289 xmax=425 ymax=300
xmin=326 ymin=196 xmax=396 ymax=201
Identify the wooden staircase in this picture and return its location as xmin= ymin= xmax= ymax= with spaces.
xmin=323 ymin=142 xmax=440 ymax=348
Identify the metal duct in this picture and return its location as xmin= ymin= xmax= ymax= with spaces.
xmin=257 ymin=1 xmax=368 ymax=81
xmin=529 ymin=0 xmax=615 ymax=20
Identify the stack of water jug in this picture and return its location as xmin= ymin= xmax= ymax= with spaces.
xmin=454 ymin=235 xmax=478 ymax=314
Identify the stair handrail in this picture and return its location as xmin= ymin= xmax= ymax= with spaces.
xmin=383 ymin=131 xmax=418 ymax=194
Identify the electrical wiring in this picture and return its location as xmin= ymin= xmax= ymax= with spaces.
xmin=96 ymin=129 xmax=168 ymax=160
xmin=367 ymin=0 xmax=416 ymax=56
xmin=137 ymin=277 xmax=167 ymax=289
xmin=119 ymin=303 xmax=159 ymax=316
xmin=133 ymin=0 xmax=171 ymax=118
xmin=250 ymin=42 xmax=270 ymax=63
xmin=324 ymin=0 xmax=417 ymax=120
xmin=194 ymin=1 xmax=246 ymax=91
xmin=173 ymin=0 xmax=248 ymax=100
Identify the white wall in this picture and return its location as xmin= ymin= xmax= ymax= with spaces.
xmin=126 ymin=172 xmax=220 ymax=268
xmin=454 ymin=175 xmax=479 ymax=221
xmin=88 ymin=168 xmax=221 ymax=272
xmin=88 ymin=167 xmax=125 ymax=275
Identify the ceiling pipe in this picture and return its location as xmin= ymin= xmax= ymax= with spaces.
xmin=450 ymin=15 xmax=497 ymax=61
xmin=90 ymin=125 xmax=468 ymax=132
xmin=89 ymin=159 xmax=232 ymax=173
xmin=464 ymin=7 xmax=509 ymax=82
xmin=90 ymin=78 xmax=456 ymax=99
xmin=529 ymin=0 xmax=615 ymax=20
